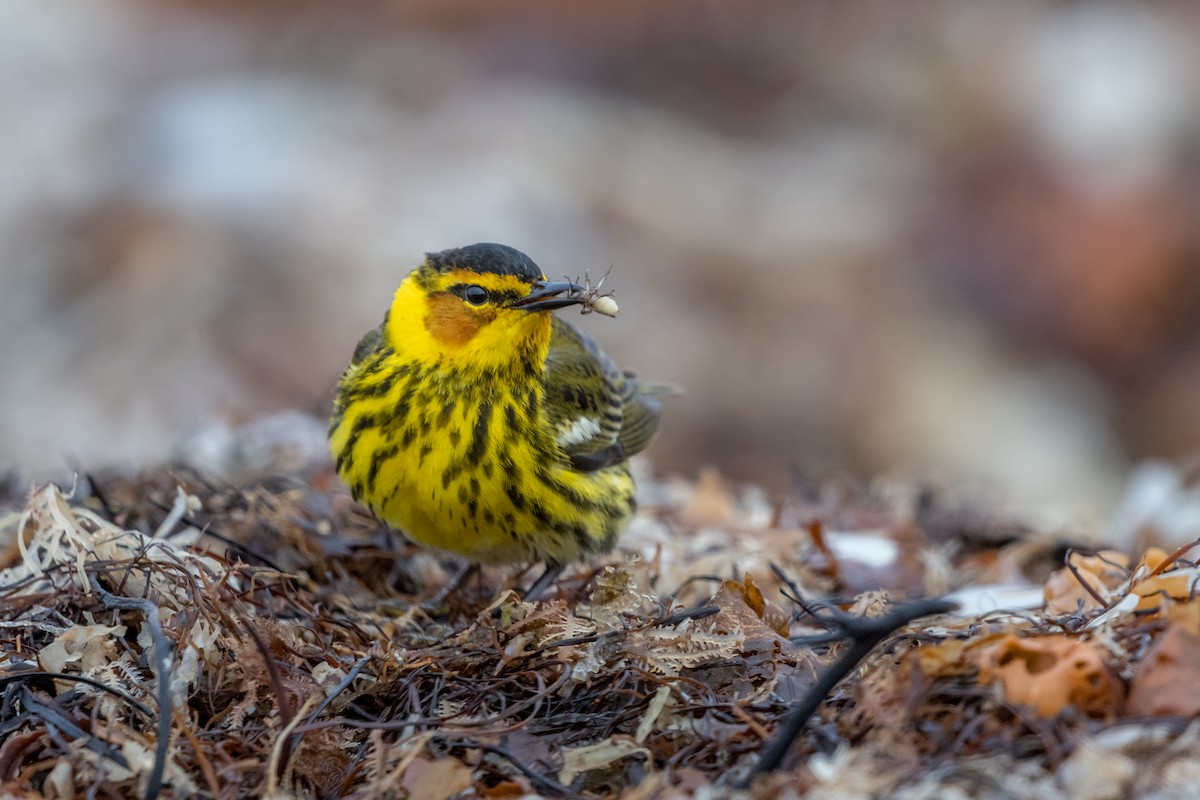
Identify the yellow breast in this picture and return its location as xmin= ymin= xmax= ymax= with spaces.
xmin=329 ymin=360 xmax=635 ymax=565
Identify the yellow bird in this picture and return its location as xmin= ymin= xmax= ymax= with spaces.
xmin=329 ymin=243 xmax=666 ymax=593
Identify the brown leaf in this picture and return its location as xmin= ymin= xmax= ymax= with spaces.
xmin=558 ymin=736 xmax=649 ymax=786
xmin=1126 ymin=622 xmax=1200 ymax=717
xmin=1130 ymin=568 xmax=1200 ymax=611
xmin=291 ymin=730 xmax=356 ymax=798
xmin=712 ymin=576 xmax=790 ymax=638
xmin=1043 ymin=551 xmax=1129 ymax=615
xmin=912 ymin=632 xmax=1007 ymax=680
xmin=977 ymin=634 xmax=1123 ymax=718
xmin=400 ymin=757 xmax=474 ymax=800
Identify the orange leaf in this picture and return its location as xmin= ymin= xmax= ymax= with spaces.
xmin=1131 ymin=568 xmax=1200 ymax=611
xmin=912 ymin=633 xmax=1006 ymax=679
xmin=977 ymin=634 xmax=1122 ymax=718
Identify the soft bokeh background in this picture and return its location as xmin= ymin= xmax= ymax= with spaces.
xmin=5 ymin=1 xmax=1200 ymax=526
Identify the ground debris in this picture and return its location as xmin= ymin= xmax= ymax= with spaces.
xmin=1 ymin=459 xmax=1200 ymax=798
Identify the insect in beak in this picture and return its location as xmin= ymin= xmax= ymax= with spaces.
xmin=509 ymin=280 xmax=588 ymax=312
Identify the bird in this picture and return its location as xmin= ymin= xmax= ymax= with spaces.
xmin=328 ymin=243 xmax=667 ymax=598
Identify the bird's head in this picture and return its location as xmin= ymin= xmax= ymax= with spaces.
xmin=385 ymin=243 xmax=587 ymax=372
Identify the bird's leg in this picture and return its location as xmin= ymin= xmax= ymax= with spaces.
xmin=421 ymin=561 xmax=479 ymax=609
xmin=522 ymin=563 xmax=563 ymax=602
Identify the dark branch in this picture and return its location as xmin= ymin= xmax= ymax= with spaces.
xmin=744 ymin=596 xmax=958 ymax=784
xmin=90 ymin=578 xmax=174 ymax=800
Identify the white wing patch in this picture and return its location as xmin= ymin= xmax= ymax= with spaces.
xmin=557 ymin=415 xmax=603 ymax=448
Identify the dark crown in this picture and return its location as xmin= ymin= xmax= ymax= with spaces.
xmin=425 ymin=243 xmax=545 ymax=282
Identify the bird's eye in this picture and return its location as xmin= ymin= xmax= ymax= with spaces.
xmin=463 ymin=285 xmax=489 ymax=306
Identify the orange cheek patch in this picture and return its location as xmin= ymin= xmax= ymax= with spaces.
xmin=424 ymin=294 xmax=493 ymax=347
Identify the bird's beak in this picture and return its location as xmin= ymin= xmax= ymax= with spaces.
xmin=509 ymin=280 xmax=587 ymax=312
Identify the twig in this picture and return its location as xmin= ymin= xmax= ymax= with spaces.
xmin=656 ymin=605 xmax=721 ymax=627
xmin=435 ymin=735 xmax=573 ymax=797
xmin=1068 ymin=537 xmax=1200 ymax=621
xmin=303 ymin=656 xmax=370 ymax=727
xmin=82 ymin=473 xmax=117 ymax=521
xmin=1142 ymin=536 xmax=1200 ymax=581
xmin=1062 ymin=548 xmax=1109 ymax=609
xmin=285 ymin=655 xmax=371 ymax=759
xmin=0 ymin=670 xmax=154 ymax=719
xmin=21 ymin=687 xmax=130 ymax=769
xmin=267 ymin=695 xmax=319 ymax=797
xmin=173 ymin=705 xmax=222 ymax=800
xmin=146 ymin=498 xmax=288 ymax=571
xmin=743 ymin=597 xmax=957 ymax=784
xmin=242 ymin=616 xmax=295 ymax=725
xmin=90 ymin=577 xmax=173 ymax=800
xmin=663 ymin=574 xmax=725 ymax=601
xmin=769 ymin=563 xmax=843 ymax=624
xmin=237 ymin=613 xmax=306 ymax=784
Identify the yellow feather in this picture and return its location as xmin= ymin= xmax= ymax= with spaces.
xmin=328 ymin=247 xmax=659 ymax=566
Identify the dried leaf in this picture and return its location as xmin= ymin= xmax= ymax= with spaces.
xmin=977 ymin=634 xmax=1122 ymax=718
xmin=8 ymin=459 xmax=1191 ymax=798
xmin=912 ymin=633 xmax=1006 ymax=679
xmin=401 ymin=758 xmax=474 ymax=800
xmin=1130 ymin=567 xmax=1200 ymax=611
xmin=711 ymin=576 xmax=791 ymax=638
xmin=631 ymin=620 xmax=744 ymax=676
xmin=1044 ymin=551 xmax=1129 ymax=615
xmin=42 ymin=762 xmax=73 ymax=800
xmin=635 ymin=685 xmax=672 ymax=743
xmin=1056 ymin=737 xmax=1137 ymax=800
xmin=37 ymin=624 xmax=125 ymax=674
xmin=586 ymin=565 xmax=645 ymax=628
xmin=559 ymin=736 xmax=650 ymax=786
xmin=1126 ymin=622 xmax=1200 ymax=716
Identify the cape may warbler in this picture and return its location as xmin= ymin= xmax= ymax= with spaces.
xmin=329 ymin=243 xmax=665 ymax=574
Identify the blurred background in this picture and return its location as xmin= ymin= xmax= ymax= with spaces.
xmin=4 ymin=1 xmax=1200 ymax=527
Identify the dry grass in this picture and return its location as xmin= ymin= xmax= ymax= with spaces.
xmin=2 ymin=459 xmax=1199 ymax=799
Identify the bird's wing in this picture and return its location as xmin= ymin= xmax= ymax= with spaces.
xmin=345 ymin=323 xmax=384 ymax=373
xmin=544 ymin=317 xmax=664 ymax=472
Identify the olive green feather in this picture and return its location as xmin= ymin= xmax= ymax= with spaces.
xmin=545 ymin=318 xmax=666 ymax=472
